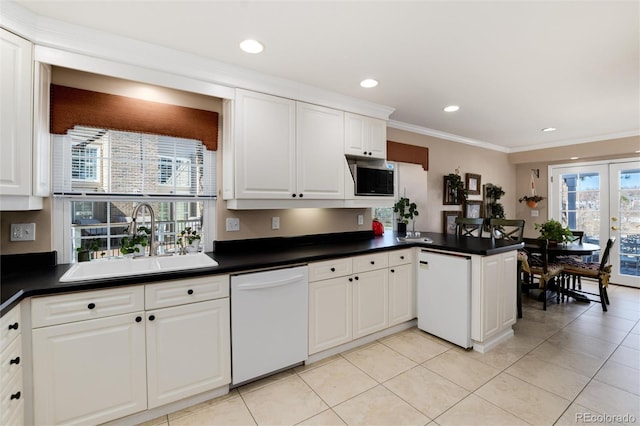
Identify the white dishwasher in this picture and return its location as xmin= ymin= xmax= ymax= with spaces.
xmin=417 ymin=250 xmax=472 ymax=349
xmin=231 ymin=265 xmax=308 ymax=385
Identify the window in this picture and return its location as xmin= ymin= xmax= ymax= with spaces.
xmin=373 ymin=207 xmax=394 ymax=229
xmin=54 ymin=126 xmax=216 ymax=263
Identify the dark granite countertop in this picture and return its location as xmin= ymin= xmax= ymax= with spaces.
xmin=1 ymin=231 xmax=522 ymax=316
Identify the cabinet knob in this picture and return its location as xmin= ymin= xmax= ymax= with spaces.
xmin=370 ymin=261 xmax=375 ymax=265
xmin=10 ymin=391 xmax=21 ymax=400
xmin=390 ymin=269 xmax=395 ymax=273
xmin=10 ymin=356 xmax=20 ymax=365
xmin=400 ymin=256 xmax=405 ymax=260
xmin=149 ymin=315 xmax=156 ymax=321
xmin=354 ymin=276 xmax=359 ymax=280
xmin=188 ymin=289 xmax=194 ymax=295
xmin=349 ymin=277 xmax=353 ymax=282
xmin=135 ymin=316 xmax=142 ymax=323
xmin=87 ymin=303 xmax=96 ymax=310
xmin=299 ymin=193 xmax=304 ymax=198
xmin=330 ymin=267 xmax=335 ymax=272
xmin=8 ymin=322 xmax=18 ymax=331
xmin=363 ymin=151 xmax=367 ymax=155
xmin=292 ymin=194 xmax=297 ymax=198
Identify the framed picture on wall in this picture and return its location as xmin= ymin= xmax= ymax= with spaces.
xmin=464 ymin=200 xmax=483 ymax=219
xmin=465 ymin=173 xmax=481 ymax=195
xmin=442 ymin=211 xmax=462 ymax=235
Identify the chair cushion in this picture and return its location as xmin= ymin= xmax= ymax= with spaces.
xmin=562 ymin=260 xmax=611 ymax=277
xmin=529 ymin=263 xmax=564 ymax=277
xmin=517 ymin=250 xmax=528 ymax=262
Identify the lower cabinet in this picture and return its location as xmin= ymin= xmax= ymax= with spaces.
xmin=308 ymin=249 xmax=414 ymax=355
xmin=32 ymin=277 xmax=231 ymax=425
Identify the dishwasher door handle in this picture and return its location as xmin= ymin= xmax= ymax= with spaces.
xmin=419 ymin=261 xmax=429 ymax=265
xmin=236 ymin=274 xmax=305 ymax=291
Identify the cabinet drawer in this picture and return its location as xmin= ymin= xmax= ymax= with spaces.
xmin=388 ymin=249 xmax=413 ymax=267
xmin=353 ymin=252 xmax=388 ymax=273
xmin=145 ymin=275 xmax=229 ymax=309
xmin=308 ymin=258 xmax=352 ymax=282
xmin=32 ymin=286 xmax=145 ymax=328
xmin=0 ymin=304 xmax=21 ymax=352
xmin=1 ymin=336 xmax=21 ymax=389
xmin=1 ymin=360 xmax=23 ymax=425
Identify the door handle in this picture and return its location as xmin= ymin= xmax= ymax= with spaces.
xmin=611 ymin=226 xmax=619 ymax=231
xmin=611 ymin=217 xmax=618 ymax=222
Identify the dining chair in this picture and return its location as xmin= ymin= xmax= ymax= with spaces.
xmin=455 ymin=217 xmax=485 ymax=238
xmin=555 ymin=230 xmax=585 ymax=290
xmin=521 ymin=238 xmax=564 ymax=310
xmin=559 ymin=237 xmax=616 ymax=311
xmin=489 ymin=219 xmax=525 ymax=242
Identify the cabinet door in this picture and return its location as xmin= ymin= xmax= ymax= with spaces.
xmin=388 ymin=264 xmax=415 ymax=326
xmin=353 ymin=269 xmax=389 ymax=339
xmin=367 ymin=117 xmax=387 ymax=159
xmin=499 ymin=252 xmax=518 ymax=329
xmin=32 ymin=312 xmax=147 ymax=425
xmin=0 ymin=29 xmax=32 ymax=196
xmin=146 ymin=298 xmax=230 ymax=408
xmin=309 ymin=277 xmax=352 ymax=354
xmin=234 ymin=89 xmax=296 ymax=199
xmin=296 ymin=102 xmax=345 ymax=199
xmin=344 ymin=113 xmax=386 ymax=160
xmin=480 ymin=255 xmax=501 ymax=340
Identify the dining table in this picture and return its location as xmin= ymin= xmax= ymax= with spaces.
xmin=518 ymin=240 xmax=601 ymax=315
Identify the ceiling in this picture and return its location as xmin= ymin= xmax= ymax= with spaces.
xmin=12 ymin=0 xmax=640 ymax=152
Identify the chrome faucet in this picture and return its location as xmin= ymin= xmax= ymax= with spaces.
xmin=130 ymin=203 xmax=158 ymax=256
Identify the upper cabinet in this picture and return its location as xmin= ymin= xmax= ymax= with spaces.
xmin=0 ymin=29 xmax=49 ymax=210
xmin=225 ymin=89 xmax=347 ymax=206
xmin=344 ymin=112 xmax=387 ymax=160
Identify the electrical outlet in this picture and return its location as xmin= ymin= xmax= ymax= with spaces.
xmin=357 ymin=214 xmax=364 ymax=225
xmin=226 ymin=218 xmax=240 ymax=232
xmin=272 ymin=216 xmax=280 ymax=230
xmin=11 ymin=223 xmax=36 ymax=241
xmin=531 ymin=210 xmax=539 ymax=217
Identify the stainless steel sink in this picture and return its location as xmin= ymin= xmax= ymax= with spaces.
xmin=59 ymin=253 xmax=219 ymax=282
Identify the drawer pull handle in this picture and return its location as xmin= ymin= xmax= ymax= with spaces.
xmin=10 ymin=357 xmax=20 ymax=365
xmin=87 ymin=303 xmax=96 ymax=310
xmin=390 ymin=269 xmax=395 ymax=273
xmin=8 ymin=322 xmax=18 ymax=331
xmin=10 ymin=391 xmax=21 ymax=400
xmin=349 ymin=277 xmax=353 ymax=282
xmin=135 ymin=316 xmax=142 ymax=323
xmin=355 ymin=276 xmax=359 ymax=280
xmin=188 ymin=289 xmax=194 ymax=295
xmin=330 ymin=267 xmax=335 ymax=272
xmin=400 ymin=256 xmax=405 ymax=259
xmin=370 ymin=261 xmax=375 ymax=265
xmin=149 ymin=315 xmax=156 ymax=321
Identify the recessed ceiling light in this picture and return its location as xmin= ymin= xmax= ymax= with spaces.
xmin=570 ymin=157 xmax=579 ymax=160
xmin=542 ymin=127 xmax=557 ymax=132
xmin=240 ymin=39 xmax=264 ymax=54
xmin=360 ymin=79 xmax=378 ymax=88
xmin=443 ymin=105 xmax=460 ymax=112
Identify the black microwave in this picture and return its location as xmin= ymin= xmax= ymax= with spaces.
xmin=352 ymin=164 xmax=395 ymax=196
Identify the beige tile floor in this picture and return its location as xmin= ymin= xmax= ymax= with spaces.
xmin=142 ymin=282 xmax=640 ymax=426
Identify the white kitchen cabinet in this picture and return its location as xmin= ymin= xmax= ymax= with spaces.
xmin=146 ymin=298 xmax=230 ymax=409
xmin=296 ymin=102 xmax=345 ymax=199
xmin=388 ymin=263 xmax=415 ymax=326
xmin=308 ymin=275 xmax=353 ymax=354
xmin=31 ymin=277 xmax=231 ymax=424
xmin=344 ymin=112 xmax=387 ymax=160
xmin=1 ymin=304 xmax=23 ymax=426
xmin=471 ymin=250 xmax=518 ymax=351
xmin=233 ymin=89 xmax=296 ymax=199
xmin=352 ymin=269 xmax=388 ymax=339
xmin=32 ymin=311 xmax=147 ymax=425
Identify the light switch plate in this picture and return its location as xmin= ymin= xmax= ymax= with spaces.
xmin=272 ymin=216 xmax=280 ymax=230
xmin=11 ymin=223 xmax=36 ymax=241
xmin=357 ymin=214 xmax=364 ymax=225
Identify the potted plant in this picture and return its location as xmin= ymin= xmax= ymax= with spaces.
xmin=120 ymin=226 xmax=151 ymax=256
xmin=177 ymin=226 xmax=202 ymax=254
xmin=519 ymin=195 xmax=545 ymax=208
xmin=485 ymin=184 xmax=506 ymax=219
xmin=446 ymin=172 xmax=467 ymax=204
xmin=534 ymin=219 xmax=573 ymax=245
xmin=393 ymin=196 xmax=419 ymax=236
xmin=76 ymin=238 xmax=102 ymax=262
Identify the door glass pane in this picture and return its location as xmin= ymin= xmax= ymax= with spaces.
xmin=618 ymin=168 xmax=640 ymax=278
xmin=560 ymin=172 xmax=601 ymax=261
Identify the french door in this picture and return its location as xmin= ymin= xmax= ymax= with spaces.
xmin=550 ymin=160 xmax=640 ymax=288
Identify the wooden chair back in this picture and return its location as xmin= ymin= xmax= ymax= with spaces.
xmin=455 ymin=217 xmax=485 ymax=238
xmin=489 ymin=219 xmax=525 ymax=242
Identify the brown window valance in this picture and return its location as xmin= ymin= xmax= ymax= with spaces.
xmin=50 ymin=84 xmax=219 ymax=151
xmin=387 ymin=141 xmax=429 ymax=170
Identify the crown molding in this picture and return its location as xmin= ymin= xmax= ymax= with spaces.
xmin=507 ymin=130 xmax=640 ymax=153
xmin=387 ymin=120 xmax=510 ymax=153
